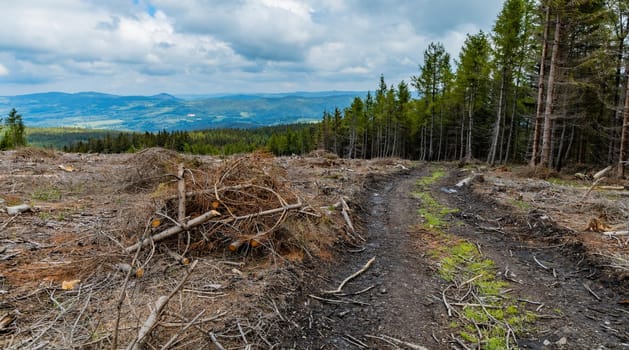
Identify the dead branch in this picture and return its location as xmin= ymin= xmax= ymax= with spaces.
xmin=114 ymin=263 xmax=144 ymax=278
xmin=219 ymin=200 xmax=303 ymax=224
xmin=340 ymin=197 xmax=356 ymax=234
xmin=582 ymin=283 xmax=601 ymax=301
xmin=177 ymin=163 xmax=186 ymax=223
xmin=129 ymin=260 xmax=198 ymax=350
xmin=307 ymin=294 xmax=369 ymax=306
xmin=0 ymin=312 xmax=16 ymax=332
xmin=442 ymin=285 xmax=454 ymax=317
xmin=532 ymin=255 xmax=550 ymax=271
xmin=165 ymin=248 xmax=190 ymax=265
xmin=324 ymin=256 xmax=376 ymax=294
xmin=125 ymin=210 xmax=221 ymax=253
xmin=209 ymin=332 xmax=226 ymax=350
xmin=603 ymin=231 xmax=629 ymax=236
xmin=159 ymin=309 xmax=205 ymax=350
xmin=113 ymin=224 xmax=152 ymax=350
xmin=226 ymin=200 xmax=304 ymax=251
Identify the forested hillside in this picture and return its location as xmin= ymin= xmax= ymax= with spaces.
xmin=60 ymin=124 xmax=318 ymax=156
xmin=318 ymin=0 xmax=629 ymax=175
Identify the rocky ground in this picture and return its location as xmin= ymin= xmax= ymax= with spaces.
xmin=0 ymin=148 xmax=627 ymax=349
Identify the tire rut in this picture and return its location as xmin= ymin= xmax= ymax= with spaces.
xmin=279 ymin=165 xmax=628 ymax=349
xmin=280 ymin=166 xmax=448 ymax=349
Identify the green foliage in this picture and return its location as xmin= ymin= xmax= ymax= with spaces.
xmin=32 ymin=187 xmax=62 ymax=201
xmin=413 ymin=169 xmax=458 ymax=230
xmin=57 ymin=123 xmax=319 ymax=156
xmin=437 ymin=241 xmax=535 ymax=349
xmin=1 ymin=108 xmax=27 ymax=149
xmin=413 ymin=168 xmax=537 ymax=349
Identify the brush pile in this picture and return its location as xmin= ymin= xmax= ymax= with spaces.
xmin=124 ymin=151 xmax=311 ymax=257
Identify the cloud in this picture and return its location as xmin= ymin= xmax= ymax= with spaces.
xmin=151 ymin=0 xmax=322 ymax=61
xmin=0 ymin=0 xmax=505 ymax=95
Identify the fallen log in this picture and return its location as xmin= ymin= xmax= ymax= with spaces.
xmin=340 ymin=197 xmax=355 ymax=234
xmin=593 ymin=166 xmax=612 ymax=180
xmin=125 ymin=210 xmax=221 ymax=253
xmin=6 ymin=204 xmax=31 ymax=215
xmin=126 ymin=201 xmax=304 ymax=253
xmin=456 ymin=174 xmax=480 ymax=188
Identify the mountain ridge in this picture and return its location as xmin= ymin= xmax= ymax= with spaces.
xmin=0 ymin=91 xmax=365 ymax=132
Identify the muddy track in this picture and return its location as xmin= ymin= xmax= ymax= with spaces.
xmin=279 ymin=164 xmax=628 ymax=349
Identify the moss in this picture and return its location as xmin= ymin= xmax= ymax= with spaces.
xmin=460 ymin=330 xmax=478 ymax=343
xmin=416 ymin=168 xmax=538 ymax=348
xmin=464 ymin=307 xmax=489 ymax=323
xmin=416 ymin=168 xmax=446 ymax=186
xmin=510 ymin=198 xmax=532 ymax=210
xmin=506 ymin=305 xmax=519 ymax=315
xmin=486 ymin=337 xmax=506 ymax=350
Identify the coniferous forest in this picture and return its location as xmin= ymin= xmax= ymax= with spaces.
xmin=60 ymin=0 xmax=629 ymax=176
xmin=319 ymin=0 xmax=629 ymax=175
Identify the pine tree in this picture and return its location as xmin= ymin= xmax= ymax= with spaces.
xmin=412 ymin=42 xmax=452 ymax=160
xmin=488 ymin=0 xmax=530 ymax=165
xmin=1 ymin=108 xmax=27 ymax=149
xmin=454 ymin=32 xmax=492 ymax=162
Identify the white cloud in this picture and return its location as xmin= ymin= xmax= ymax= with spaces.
xmin=0 ymin=0 xmax=505 ymax=95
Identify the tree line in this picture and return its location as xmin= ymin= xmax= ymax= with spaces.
xmin=319 ymin=0 xmax=629 ymax=176
xmin=61 ymin=124 xmax=319 ymax=156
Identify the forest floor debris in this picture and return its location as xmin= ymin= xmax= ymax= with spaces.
xmin=1 ymin=148 xmax=627 ymax=349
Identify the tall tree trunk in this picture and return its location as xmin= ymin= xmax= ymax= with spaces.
xmin=618 ymin=72 xmax=629 ymax=177
xmin=488 ymin=71 xmax=505 ymax=165
xmin=466 ymin=91 xmax=475 ymax=162
xmin=530 ymin=4 xmax=551 ymax=167
xmin=540 ymin=13 xmax=561 ymax=169
xmin=504 ymin=75 xmax=520 ymax=164
xmin=459 ymin=110 xmax=465 ymax=161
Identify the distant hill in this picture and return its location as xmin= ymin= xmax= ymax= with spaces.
xmin=0 ymin=91 xmax=365 ymax=132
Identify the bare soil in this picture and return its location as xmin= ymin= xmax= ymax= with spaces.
xmin=1 ymin=149 xmax=627 ymax=349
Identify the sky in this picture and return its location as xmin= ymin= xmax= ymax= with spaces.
xmin=0 ymin=0 xmax=505 ymax=96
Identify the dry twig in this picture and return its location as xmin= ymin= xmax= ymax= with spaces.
xmin=128 ymin=260 xmax=199 ymax=350
xmin=323 ymin=256 xmax=376 ymax=294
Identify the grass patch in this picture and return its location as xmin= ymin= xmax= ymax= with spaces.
xmin=413 ymin=168 xmax=458 ymax=230
xmin=32 ymin=187 xmax=62 ymax=201
xmin=439 ymin=241 xmax=535 ymax=349
xmin=413 ymin=167 xmax=537 ymax=349
xmin=547 ymin=177 xmax=580 ymax=187
xmin=509 ymin=198 xmax=532 ymax=211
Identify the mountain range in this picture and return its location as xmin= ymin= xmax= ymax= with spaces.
xmin=0 ymin=91 xmax=364 ymax=132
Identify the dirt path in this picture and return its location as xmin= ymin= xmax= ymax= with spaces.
xmin=279 ymin=165 xmax=628 ymax=349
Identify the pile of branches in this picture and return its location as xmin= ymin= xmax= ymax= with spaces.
xmin=125 ymin=152 xmax=309 ymax=255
